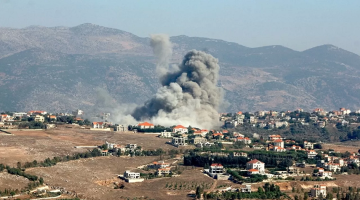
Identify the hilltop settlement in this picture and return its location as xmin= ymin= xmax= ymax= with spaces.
xmin=1 ymin=108 xmax=360 ymax=200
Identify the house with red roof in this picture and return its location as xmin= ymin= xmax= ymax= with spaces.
xmin=268 ymin=135 xmax=282 ymax=141
xmin=194 ymin=130 xmax=206 ymax=137
xmin=157 ymin=167 xmax=171 ymax=176
xmin=274 ymin=146 xmax=286 ymax=152
xmin=152 ymin=161 xmax=170 ymax=169
xmin=247 ymin=168 xmax=260 ymax=175
xmin=246 ymin=159 xmax=265 ymax=174
xmin=92 ymin=122 xmax=104 ymax=129
xmin=209 ymin=163 xmax=224 ymax=177
xmin=236 ymin=137 xmax=252 ymax=144
xmin=28 ymin=110 xmax=47 ymax=115
xmin=212 ymin=132 xmax=224 ymax=139
xmin=273 ymin=139 xmax=284 ymax=148
xmin=0 ymin=114 xmax=11 ymax=122
xmin=172 ymin=125 xmax=188 ymax=134
xmin=138 ymin=122 xmax=154 ymax=129
xmin=49 ymin=115 xmax=57 ymax=121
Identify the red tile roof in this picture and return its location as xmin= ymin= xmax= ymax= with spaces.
xmin=138 ymin=122 xmax=154 ymax=126
xmin=247 ymin=159 xmax=264 ymax=164
xmin=273 ymin=139 xmax=283 ymax=143
xmin=248 ymin=169 xmax=259 ymax=172
xmin=210 ymin=163 xmax=223 ymax=167
xmin=212 ymin=133 xmax=223 ymax=136
xmin=174 ymin=125 xmax=186 ymax=129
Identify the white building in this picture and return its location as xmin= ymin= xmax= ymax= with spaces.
xmin=13 ymin=112 xmax=27 ymax=117
xmin=138 ymin=122 xmax=154 ymax=129
xmin=124 ymin=171 xmax=140 ymax=179
xmin=172 ymin=125 xmax=188 ymax=134
xmin=160 ymin=131 xmax=172 ymax=138
xmin=72 ymin=109 xmax=84 ymax=117
xmin=327 ymin=163 xmax=341 ymax=171
xmin=273 ymin=139 xmax=284 ymax=148
xmin=304 ymin=141 xmax=314 ymax=149
xmin=246 ymin=159 xmax=265 ymax=174
xmin=157 ymin=167 xmax=171 ymax=176
xmin=310 ymin=185 xmax=326 ymax=198
xmin=236 ymin=137 xmax=252 ymax=144
xmin=275 ymin=121 xmax=288 ymax=128
xmin=209 ymin=163 xmax=224 ymax=177
xmin=152 ymin=161 xmax=170 ymax=169
xmin=241 ymin=185 xmax=252 ymax=193
xmin=123 ymin=171 xmax=144 ymax=183
xmin=34 ymin=115 xmax=45 ymax=122
xmin=307 ymin=150 xmax=318 ymax=159
xmin=92 ymin=122 xmax=104 ymax=129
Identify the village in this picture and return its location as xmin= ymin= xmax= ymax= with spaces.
xmin=1 ymin=108 xmax=360 ymax=200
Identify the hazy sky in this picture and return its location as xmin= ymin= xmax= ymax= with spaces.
xmin=1 ymin=0 xmax=360 ymax=54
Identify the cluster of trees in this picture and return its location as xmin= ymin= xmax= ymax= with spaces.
xmin=184 ymin=153 xmax=248 ymax=168
xmin=184 ymin=150 xmax=305 ymax=169
xmin=140 ymin=172 xmax=172 ymax=179
xmin=0 ymin=188 xmax=18 ymax=197
xmin=340 ymin=163 xmax=360 ymax=174
xmin=6 ymin=166 xmax=40 ymax=181
xmin=347 ymin=127 xmax=360 ymax=140
xmin=300 ymin=176 xmax=334 ymax=181
xmin=18 ymin=121 xmax=46 ymax=129
xmin=0 ymin=165 xmax=45 ymax=197
xmin=203 ymin=183 xmax=286 ymax=200
xmin=227 ymin=169 xmax=267 ymax=183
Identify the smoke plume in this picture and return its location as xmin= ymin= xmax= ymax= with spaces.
xmin=131 ymin=35 xmax=223 ymax=129
xmin=150 ymin=34 xmax=173 ymax=77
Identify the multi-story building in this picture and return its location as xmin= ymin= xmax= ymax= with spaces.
xmin=209 ymin=163 xmax=224 ymax=177
xmin=157 ymin=167 xmax=171 ymax=176
xmin=310 ymin=185 xmax=326 ymax=198
xmin=307 ymin=150 xmax=318 ymax=159
xmin=273 ymin=139 xmax=284 ymax=148
xmin=172 ymin=125 xmax=188 ymax=133
xmin=246 ymin=159 xmax=265 ymax=174
xmin=304 ymin=141 xmax=314 ymax=149
xmin=172 ymin=137 xmax=187 ymax=146
xmin=34 ymin=115 xmax=45 ymax=122
xmin=236 ymin=137 xmax=252 ymax=144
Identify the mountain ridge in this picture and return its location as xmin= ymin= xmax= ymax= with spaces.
xmin=1 ymin=24 xmax=360 ymax=113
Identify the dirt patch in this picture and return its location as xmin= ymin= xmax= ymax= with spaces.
xmin=0 ymin=128 xmax=190 ymax=166
xmin=0 ymin=172 xmax=30 ymax=190
xmin=322 ymin=142 xmax=359 ymax=153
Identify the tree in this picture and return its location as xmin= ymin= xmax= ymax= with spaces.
xmin=17 ymin=162 xmax=21 ymax=169
xmin=304 ymin=192 xmax=308 ymax=200
xmin=196 ymin=186 xmax=203 ymax=199
xmin=39 ymin=177 xmax=44 ymax=185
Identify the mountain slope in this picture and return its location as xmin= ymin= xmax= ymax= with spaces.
xmin=1 ymin=24 xmax=360 ymax=113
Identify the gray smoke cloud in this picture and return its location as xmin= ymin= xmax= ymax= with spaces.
xmin=131 ymin=35 xmax=223 ymax=129
xmin=150 ymin=34 xmax=173 ymax=77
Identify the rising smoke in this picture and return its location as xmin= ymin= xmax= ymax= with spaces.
xmin=131 ymin=35 xmax=223 ymax=129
